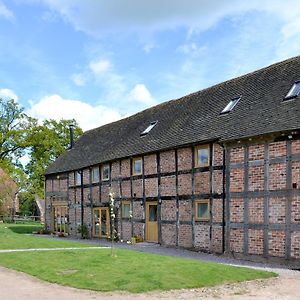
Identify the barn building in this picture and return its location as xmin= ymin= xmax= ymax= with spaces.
xmin=45 ymin=56 xmax=300 ymax=265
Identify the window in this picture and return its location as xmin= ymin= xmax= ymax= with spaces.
xmin=284 ymin=81 xmax=300 ymax=100
xmin=76 ymin=171 xmax=81 ymax=185
xmin=132 ymin=157 xmax=142 ymax=175
xmin=122 ymin=201 xmax=132 ymax=218
xmin=140 ymin=121 xmax=158 ymax=136
xmin=195 ymin=200 xmax=210 ymax=221
xmin=101 ymin=164 xmax=110 ymax=181
xmin=221 ymin=96 xmax=241 ymax=114
xmin=92 ymin=166 xmax=99 ymax=183
xmin=195 ymin=145 xmax=210 ymax=167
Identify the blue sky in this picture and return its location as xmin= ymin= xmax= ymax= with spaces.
xmin=0 ymin=0 xmax=300 ymax=131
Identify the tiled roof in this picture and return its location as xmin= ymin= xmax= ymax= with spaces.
xmin=45 ymin=56 xmax=300 ymax=175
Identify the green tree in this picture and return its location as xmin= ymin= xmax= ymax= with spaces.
xmin=0 ymin=98 xmax=32 ymax=162
xmin=26 ymin=119 xmax=82 ymax=197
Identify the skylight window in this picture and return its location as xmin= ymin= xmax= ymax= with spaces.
xmin=220 ymin=96 xmax=241 ymax=114
xmin=284 ymin=81 xmax=300 ymax=100
xmin=140 ymin=121 xmax=158 ymax=136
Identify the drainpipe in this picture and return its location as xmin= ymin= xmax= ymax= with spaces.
xmin=69 ymin=124 xmax=75 ymax=149
xmin=220 ymin=143 xmax=226 ymax=254
xmin=80 ymin=170 xmax=84 ymax=238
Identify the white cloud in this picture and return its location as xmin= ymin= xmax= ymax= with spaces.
xmin=0 ymin=1 xmax=14 ymax=21
xmin=176 ymin=43 xmax=207 ymax=56
xmin=27 ymin=94 xmax=122 ymax=131
xmin=71 ymin=73 xmax=86 ymax=86
xmin=128 ymin=84 xmax=155 ymax=105
xmin=89 ymin=59 xmax=111 ymax=77
xmin=0 ymin=88 xmax=18 ymax=101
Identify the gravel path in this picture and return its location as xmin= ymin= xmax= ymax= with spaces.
xmin=2 ymin=236 xmax=300 ymax=300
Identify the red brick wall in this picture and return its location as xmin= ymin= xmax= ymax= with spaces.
xmin=144 ymin=178 xmax=158 ymax=197
xmin=144 ymin=154 xmax=157 ymax=175
xmin=268 ymin=230 xmax=285 ymax=257
xmin=160 ymin=150 xmax=176 ymax=173
xmin=248 ymin=229 xmax=264 ymax=255
xmin=177 ymin=174 xmax=192 ymax=195
xmin=194 ymin=172 xmax=210 ymax=194
xmin=194 ymin=224 xmax=210 ymax=250
xmin=230 ymin=198 xmax=244 ymax=223
xmin=177 ymin=148 xmax=192 ymax=171
xmin=160 ymin=176 xmax=176 ymax=196
xmin=230 ymin=228 xmax=244 ymax=253
xmin=179 ymin=200 xmax=192 ymax=222
xmin=161 ymin=200 xmax=176 ymax=221
xmin=230 ymin=168 xmax=244 ymax=192
xmin=178 ymin=224 xmax=193 ymax=248
xmin=248 ymin=198 xmax=264 ymax=224
xmin=161 ymin=224 xmax=176 ymax=246
xmin=248 ymin=166 xmax=264 ymax=191
xmin=269 ymin=141 xmax=286 ymax=158
xmin=111 ymin=161 xmax=120 ymax=179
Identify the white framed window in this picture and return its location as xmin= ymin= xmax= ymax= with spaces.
xmin=195 ymin=145 xmax=210 ymax=167
xmin=101 ymin=164 xmax=110 ymax=181
xmin=284 ymin=81 xmax=300 ymax=100
xmin=221 ymin=96 xmax=241 ymax=114
xmin=195 ymin=200 xmax=210 ymax=221
xmin=140 ymin=121 xmax=158 ymax=136
xmin=122 ymin=201 xmax=132 ymax=218
xmin=75 ymin=171 xmax=81 ymax=185
xmin=92 ymin=166 xmax=99 ymax=183
xmin=132 ymin=157 xmax=142 ymax=175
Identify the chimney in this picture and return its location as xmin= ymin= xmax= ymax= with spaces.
xmin=69 ymin=124 xmax=75 ymax=149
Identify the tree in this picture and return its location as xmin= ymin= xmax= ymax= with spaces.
xmin=26 ymin=119 xmax=83 ymax=197
xmin=0 ymin=98 xmax=32 ymax=162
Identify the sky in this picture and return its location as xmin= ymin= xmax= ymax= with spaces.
xmin=1 ymin=0 xmax=300 ymax=131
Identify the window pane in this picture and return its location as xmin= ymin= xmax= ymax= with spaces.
xmin=92 ymin=167 xmax=99 ymax=182
xmin=76 ymin=171 xmax=81 ymax=185
xmin=102 ymin=165 xmax=110 ymax=180
xmin=134 ymin=159 xmax=142 ymax=174
xmin=149 ymin=205 xmax=157 ymax=221
xmin=123 ymin=203 xmax=131 ymax=218
xmin=198 ymin=148 xmax=209 ymax=166
xmin=198 ymin=202 xmax=209 ymax=219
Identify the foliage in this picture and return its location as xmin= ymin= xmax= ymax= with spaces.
xmin=0 ymin=98 xmax=33 ymax=162
xmin=26 ymin=119 xmax=82 ymax=197
xmin=0 ymin=224 xmax=276 ymax=293
xmin=0 ymin=98 xmax=83 ymax=214
xmin=77 ymin=224 xmax=89 ymax=239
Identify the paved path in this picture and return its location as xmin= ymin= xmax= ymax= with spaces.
xmin=0 ymin=246 xmax=108 ymax=253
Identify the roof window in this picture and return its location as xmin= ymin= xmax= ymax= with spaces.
xmin=284 ymin=81 xmax=300 ymax=100
xmin=140 ymin=121 xmax=157 ymax=136
xmin=220 ymin=96 xmax=241 ymax=114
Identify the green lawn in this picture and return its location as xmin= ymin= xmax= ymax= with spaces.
xmin=0 ymin=223 xmax=277 ymax=293
xmin=0 ymin=223 xmax=94 ymax=249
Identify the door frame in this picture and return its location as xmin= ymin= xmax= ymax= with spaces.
xmin=52 ymin=204 xmax=69 ymax=234
xmin=93 ymin=207 xmax=110 ymax=238
xmin=145 ymin=201 xmax=158 ymax=242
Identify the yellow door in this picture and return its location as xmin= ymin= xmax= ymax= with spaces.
xmin=146 ymin=202 xmax=158 ymax=242
xmin=93 ymin=207 xmax=109 ymax=238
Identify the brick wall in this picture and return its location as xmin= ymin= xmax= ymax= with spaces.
xmin=46 ymin=142 xmax=224 ymax=254
xmin=227 ymin=138 xmax=300 ymax=262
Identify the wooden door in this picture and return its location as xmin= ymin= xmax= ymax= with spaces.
xmin=146 ymin=202 xmax=158 ymax=242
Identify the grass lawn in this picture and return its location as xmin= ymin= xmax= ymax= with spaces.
xmin=0 ymin=223 xmax=277 ymax=293
xmin=0 ymin=223 xmax=95 ymax=249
